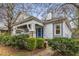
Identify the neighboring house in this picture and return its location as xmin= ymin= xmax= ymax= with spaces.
xmin=12 ymin=12 xmax=72 ymax=39
xmin=0 ymin=27 xmax=8 ymax=35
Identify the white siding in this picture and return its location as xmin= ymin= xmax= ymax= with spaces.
xmin=44 ymin=23 xmax=53 ymax=39
xmin=44 ymin=22 xmax=72 ymax=39
xmin=63 ymin=22 xmax=72 ymax=38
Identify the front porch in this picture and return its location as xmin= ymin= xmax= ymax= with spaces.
xmin=12 ymin=20 xmax=43 ymax=38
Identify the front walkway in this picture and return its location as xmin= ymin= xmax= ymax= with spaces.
xmin=33 ymin=47 xmax=54 ymax=56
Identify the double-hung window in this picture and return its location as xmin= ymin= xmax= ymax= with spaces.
xmin=55 ymin=24 xmax=61 ymax=35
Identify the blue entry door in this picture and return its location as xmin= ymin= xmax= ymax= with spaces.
xmin=36 ymin=28 xmax=43 ymax=38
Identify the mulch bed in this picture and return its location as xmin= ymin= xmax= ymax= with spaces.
xmin=0 ymin=45 xmax=46 ymax=56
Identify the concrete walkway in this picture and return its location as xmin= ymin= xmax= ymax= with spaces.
xmin=33 ymin=47 xmax=54 ymax=56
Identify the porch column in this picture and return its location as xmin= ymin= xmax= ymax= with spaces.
xmin=29 ymin=23 xmax=36 ymax=37
xmin=12 ymin=26 xmax=16 ymax=35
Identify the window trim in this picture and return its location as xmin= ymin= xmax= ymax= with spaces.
xmin=54 ymin=24 xmax=61 ymax=35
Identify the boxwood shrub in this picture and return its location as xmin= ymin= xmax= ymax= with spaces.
xmin=26 ymin=38 xmax=36 ymax=51
xmin=2 ymin=35 xmax=12 ymax=46
xmin=0 ymin=34 xmax=29 ymax=49
xmin=0 ymin=35 xmax=4 ymax=44
xmin=11 ymin=35 xmax=27 ymax=49
xmin=36 ymin=38 xmax=45 ymax=49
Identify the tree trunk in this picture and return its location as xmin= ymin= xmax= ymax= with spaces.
xmin=8 ymin=28 xmax=12 ymax=35
xmin=7 ymin=23 xmax=12 ymax=35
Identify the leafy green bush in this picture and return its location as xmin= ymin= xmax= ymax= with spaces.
xmin=19 ymin=34 xmax=29 ymax=38
xmin=36 ymin=38 xmax=45 ymax=49
xmin=11 ymin=35 xmax=27 ymax=49
xmin=0 ymin=34 xmax=28 ymax=49
xmin=52 ymin=38 xmax=79 ymax=56
xmin=0 ymin=34 xmax=46 ymax=50
xmin=2 ymin=35 xmax=12 ymax=46
xmin=26 ymin=38 xmax=36 ymax=50
xmin=0 ymin=35 xmax=12 ymax=45
xmin=0 ymin=35 xmax=4 ymax=44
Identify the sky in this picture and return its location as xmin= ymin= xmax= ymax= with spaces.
xmin=15 ymin=3 xmax=63 ymax=19
xmin=14 ymin=3 xmax=76 ymax=20
xmin=0 ymin=3 xmax=77 ymax=28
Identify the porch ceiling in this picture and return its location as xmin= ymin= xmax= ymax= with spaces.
xmin=35 ymin=24 xmax=43 ymax=28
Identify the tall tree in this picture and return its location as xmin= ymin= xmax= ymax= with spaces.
xmin=0 ymin=3 xmax=23 ymax=34
xmin=57 ymin=3 xmax=79 ymax=36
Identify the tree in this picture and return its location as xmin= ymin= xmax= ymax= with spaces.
xmin=0 ymin=3 xmax=23 ymax=34
xmin=57 ymin=3 xmax=79 ymax=37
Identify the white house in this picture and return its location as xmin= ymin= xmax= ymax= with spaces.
xmin=12 ymin=12 xmax=72 ymax=39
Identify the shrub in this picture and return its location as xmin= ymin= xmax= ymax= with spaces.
xmin=0 ymin=35 xmax=4 ymax=44
xmin=36 ymin=38 xmax=45 ymax=49
xmin=2 ymin=35 xmax=12 ymax=46
xmin=19 ymin=34 xmax=29 ymax=38
xmin=52 ymin=38 xmax=79 ymax=56
xmin=0 ymin=34 xmax=28 ymax=49
xmin=0 ymin=35 xmax=12 ymax=45
xmin=0 ymin=34 xmax=46 ymax=50
xmin=26 ymin=38 xmax=36 ymax=50
xmin=10 ymin=35 xmax=27 ymax=49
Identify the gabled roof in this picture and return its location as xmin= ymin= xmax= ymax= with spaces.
xmin=14 ymin=16 xmax=43 ymax=25
xmin=13 ymin=11 xmax=43 ymax=26
xmin=43 ymin=17 xmax=66 ymax=24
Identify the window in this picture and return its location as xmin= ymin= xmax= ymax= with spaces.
xmin=55 ymin=24 xmax=61 ymax=34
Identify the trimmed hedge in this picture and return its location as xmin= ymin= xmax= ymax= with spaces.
xmin=11 ymin=35 xmax=27 ymax=49
xmin=0 ymin=34 xmax=29 ymax=49
xmin=2 ymin=35 xmax=12 ymax=46
xmin=36 ymin=38 xmax=45 ymax=49
xmin=26 ymin=38 xmax=36 ymax=50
